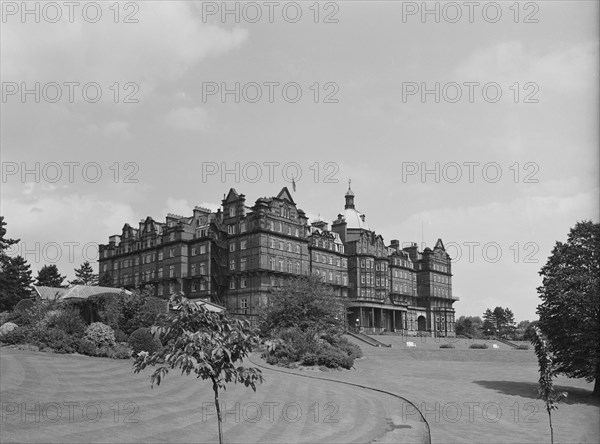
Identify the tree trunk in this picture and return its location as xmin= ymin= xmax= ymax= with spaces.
xmin=212 ymin=378 xmax=223 ymax=444
xmin=593 ymin=376 xmax=600 ymax=397
xmin=548 ymin=410 xmax=554 ymax=444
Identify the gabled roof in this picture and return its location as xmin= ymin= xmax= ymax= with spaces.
xmin=434 ymin=238 xmax=445 ymax=251
xmin=33 ymin=285 xmax=130 ymax=300
xmin=223 ymin=188 xmax=244 ymax=203
xmin=276 ymin=187 xmax=295 ymax=205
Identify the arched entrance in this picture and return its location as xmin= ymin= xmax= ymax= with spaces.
xmin=417 ymin=316 xmax=427 ymax=331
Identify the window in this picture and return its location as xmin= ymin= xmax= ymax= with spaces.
xmin=169 ymin=283 xmax=175 ymax=294
xmin=169 ymin=233 xmax=175 ymax=241
xmin=287 ymin=261 xmax=292 ymax=273
xmin=229 ymin=207 xmax=236 ymax=217
xmin=279 ymin=242 xmax=284 ymax=250
xmin=169 ymin=266 xmax=175 ymax=278
xmin=295 ymin=228 xmax=299 ymax=237
xmin=361 ymin=259 xmax=366 ymax=268
xmin=269 ymin=220 xmax=274 ymax=230
xmin=200 ymin=245 xmax=206 ymax=254
xmin=200 ymin=281 xmax=206 ymax=291
xmin=230 ymin=279 xmax=236 ymax=290
xmin=158 ymin=286 xmax=163 ymax=296
xmin=103 ymin=264 xmax=107 ymax=272
xmin=240 ymin=222 xmax=247 ymax=233
xmin=192 ymin=282 xmax=198 ymax=292
xmin=241 ymin=240 xmax=247 ymax=250
xmin=191 ymin=264 xmax=196 ymax=275
xmin=295 ymin=244 xmax=300 ymax=253
xmin=270 ymin=239 xmax=276 ymax=249
xmin=192 ymin=247 xmax=197 ymax=256
xmin=241 ymin=278 xmax=247 ymax=288
xmin=230 ymin=259 xmax=236 ymax=270
xmin=342 ymin=275 xmax=347 ymax=286
xmin=328 ymin=271 xmax=333 ymax=282
xmin=199 ymin=263 xmax=206 ymax=275
xmin=158 ymin=268 xmax=163 ymax=278
xmin=228 ymin=225 xmax=236 ymax=235
xmin=376 ymin=278 xmax=380 ymax=286
xmin=270 ymin=257 xmax=275 ymax=270
xmin=158 ymin=251 xmax=163 ymax=261
xmin=328 ymin=256 xmax=333 ymax=265
xmin=361 ymin=276 xmax=365 ymax=284
xmin=287 ymin=243 xmax=292 ymax=252
xmin=240 ymin=258 xmax=247 ymax=271
xmin=296 ymin=262 xmax=300 ymax=274
xmin=278 ymin=259 xmax=283 ymax=271
xmin=230 ymin=243 xmax=236 ymax=252
xmin=169 ymin=248 xmax=175 ymax=258
xmin=376 ymin=264 xmax=380 ymax=271
xmin=240 ymin=298 xmax=248 ymax=314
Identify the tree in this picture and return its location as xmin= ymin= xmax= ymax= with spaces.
xmin=516 ymin=320 xmax=532 ymax=340
xmin=70 ymin=261 xmax=98 ymax=286
xmin=133 ymin=294 xmax=263 ymax=444
xmin=0 ymin=256 xmax=33 ymax=311
xmin=482 ymin=309 xmax=496 ymax=337
xmin=35 ymin=264 xmax=66 ymax=288
xmin=0 ymin=217 xmax=33 ymax=311
xmin=455 ymin=316 xmax=483 ymax=338
xmin=98 ymin=272 xmax=113 ymax=287
xmin=261 ymin=275 xmax=347 ymax=335
xmin=531 ymin=326 xmax=568 ymax=444
xmin=503 ymin=308 xmax=517 ymax=339
xmin=536 ymin=220 xmax=600 ymax=397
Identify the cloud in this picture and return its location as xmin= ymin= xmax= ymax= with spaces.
xmin=455 ymin=40 xmax=598 ymax=94
xmin=1 ymin=3 xmax=249 ymax=96
xmin=165 ymin=106 xmax=209 ymax=132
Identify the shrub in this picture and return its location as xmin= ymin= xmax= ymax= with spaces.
xmin=439 ymin=343 xmax=455 ymax=349
xmin=128 ymin=328 xmax=162 ymax=356
xmin=96 ymin=343 xmax=132 ymax=359
xmin=51 ymin=308 xmax=87 ymax=336
xmin=14 ymin=299 xmax=35 ymax=313
xmin=37 ymin=329 xmax=77 ymax=353
xmin=516 ymin=344 xmax=530 ymax=350
xmin=114 ymin=329 xmax=129 ymax=343
xmin=0 ymin=322 xmax=19 ymax=337
xmin=316 ymin=346 xmax=353 ymax=369
xmin=301 ymin=352 xmax=319 ymax=366
xmin=76 ymin=339 xmax=98 ymax=356
xmin=0 ymin=327 xmax=32 ymax=345
xmin=469 ymin=343 xmax=489 ymax=349
xmin=84 ymin=322 xmax=116 ymax=348
xmin=330 ymin=336 xmax=362 ymax=360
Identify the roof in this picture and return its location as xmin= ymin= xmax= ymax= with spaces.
xmin=344 ymin=207 xmax=370 ymax=230
xmin=171 ymin=298 xmax=225 ymax=313
xmin=33 ymin=285 xmax=130 ymax=300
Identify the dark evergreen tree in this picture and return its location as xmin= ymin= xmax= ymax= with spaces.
xmin=35 ymin=264 xmax=66 ymax=288
xmin=70 ymin=261 xmax=98 ymax=286
xmin=0 ymin=217 xmax=33 ymax=311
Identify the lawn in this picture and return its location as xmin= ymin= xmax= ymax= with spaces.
xmin=0 ymin=347 xmax=424 ymax=444
xmin=1 ymin=338 xmax=598 ymax=444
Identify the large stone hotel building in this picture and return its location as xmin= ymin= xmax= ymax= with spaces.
xmin=98 ymin=185 xmax=458 ymax=337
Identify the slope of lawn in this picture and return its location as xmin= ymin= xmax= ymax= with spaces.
xmin=0 ymin=347 xmax=424 ymax=443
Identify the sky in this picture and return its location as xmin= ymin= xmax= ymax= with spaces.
xmin=1 ymin=1 xmax=598 ymax=322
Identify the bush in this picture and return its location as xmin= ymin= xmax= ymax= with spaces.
xmin=439 ymin=343 xmax=455 ymax=349
xmin=114 ymin=329 xmax=129 ymax=343
xmin=516 ymin=344 xmax=530 ymax=350
xmin=96 ymin=343 xmax=132 ymax=359
xmin=84 ymin=322 xmax=116 ymax=347
xmin=469 ymin=343 xmax=489 ymax=349
xmin=14 ymin=299 xmax=35 ymax=313
xmin=0 ymin=322 xmax=19 ymax=337
xmin=316 ymin=345 xmax=353 ymax=369
xmin=51 ymin=308 xmax=87 ymax=337
xmin=301 ymin=352 xmax=319 ymax=366
xmin=330 ymin=336 xmax=362 ymax=360
xmin=76 ymin=339 xmax=98 ymax=356
xmin=0 ymin=326 xmax=33 ymax=345
xmin=128 ymin=328 xmax=162 ymax=356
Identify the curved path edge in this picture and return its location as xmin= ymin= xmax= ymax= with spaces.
xmin=248 ymin=353 xmax=432 ymax=444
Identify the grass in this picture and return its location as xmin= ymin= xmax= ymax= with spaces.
xmin=0 ymin=347 xmax=422 ymax=443
xmin=1 ymin=336 xmax=598 ymax=443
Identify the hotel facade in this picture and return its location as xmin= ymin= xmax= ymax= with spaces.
xmin=98 ymin=186 xmax=458 ymax=337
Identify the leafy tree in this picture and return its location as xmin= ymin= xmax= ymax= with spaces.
xmin=455 ymin=316 xmax=483 ymax=338
xmin=503 ymin=308 xmax=517 ymax=339
xmin=133 ymin=294 xmax=263 ymax=444
xmin=516 ymin=320 xmax=531 ymax=340
xmin=35 ymin=264 xmax=66 ymax=288
xmin=98 ymin=272 xmax=113 ymax=287
xmin=523 ymin=320 xmax=539 ymax=342
xmin=0 ymin=217 xmax=33 ymax=311
xmin=70 ymin=261 xmax=98 ymax=286
xmin=536 ymin=220 xmax=599 ymax=396
xmin=261 ymin=275 xmax=347 ymax=336
xmin=531 ymin=326 xmax=568 ymax=444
